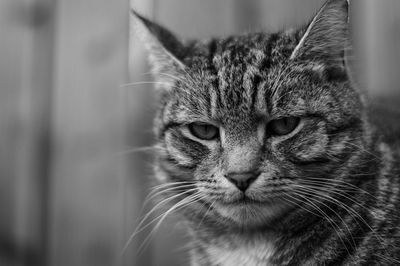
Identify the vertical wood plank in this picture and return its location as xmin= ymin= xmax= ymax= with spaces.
xmin=361 ymin=0 xmax=400 ymax=97
xmin=48 ymin=1 xmax=129 ymax=265
xmin=260 ymin=0 xmax=323 ymax=31
xmin=0 ymin=1 xmax=29 ymax=264
xmin=0 ymin=2 xmax=24 ymax=264
xmin=351 ymin=0 xmax=370 ymax=94
xmin=0 ymin=0 xmax=55 ymax=265
xmin=156 ymin=0 xmax=236 ymax=38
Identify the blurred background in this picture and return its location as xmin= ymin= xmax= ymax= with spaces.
xmin=0 ymin=0 xmax=399 ymax=266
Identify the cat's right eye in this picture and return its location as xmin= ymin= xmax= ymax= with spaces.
xmin=188 ymin=123 xmax=219 ymax=141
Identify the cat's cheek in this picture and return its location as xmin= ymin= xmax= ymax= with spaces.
xmin=279 ymin=122 xmax=329 ymax=162
xmin=164 ymin=130 xmax=210 ymax=167
xmin=291 ymin=133 xmax=329 ymax=161
xmin=154 ymin=160 xmax=195 ymax=182
xmin=258 ymin=161 xmax=281 ymax=177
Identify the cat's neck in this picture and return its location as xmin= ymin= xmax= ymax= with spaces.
xmin=189 ymin=229 xmax=277 ymax=266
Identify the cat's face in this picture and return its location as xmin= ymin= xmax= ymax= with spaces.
xmin=134 ymin=0 xmax=365 ymax=228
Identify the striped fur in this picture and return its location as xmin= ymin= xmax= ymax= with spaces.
xmin=133 ymin=0 xmax=400 ymax=265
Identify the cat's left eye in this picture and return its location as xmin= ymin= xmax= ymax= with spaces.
xmin=268 ymin=117 xmax=300 ymax=136
xmin=188 ymin=123 xmax=219 ymax=140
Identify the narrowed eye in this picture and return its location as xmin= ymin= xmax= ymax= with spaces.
xmin=188 ymin=123 xmax=219 ymax=140
xmin=268 ymin=117 xmax=300 ymax=136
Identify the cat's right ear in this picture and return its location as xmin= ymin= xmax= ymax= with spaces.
xmin=131 ymin=10 xmax=187 ymax=87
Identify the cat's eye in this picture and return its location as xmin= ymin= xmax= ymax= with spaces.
xmin=188 ymin=123 xmax=219 ymax=140
xmin=268 ymin=117 xmax=300 ymax=136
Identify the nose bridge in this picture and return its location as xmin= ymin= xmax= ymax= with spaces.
xmin=224 ymin=138 xmax=261 ymax=173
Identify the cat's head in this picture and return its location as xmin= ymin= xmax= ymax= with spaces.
xmin=133 ymin=0 xmax=367 ymax=228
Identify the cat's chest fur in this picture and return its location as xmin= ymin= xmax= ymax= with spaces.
xmin=202 ymin=238 xmax=275 ymax=266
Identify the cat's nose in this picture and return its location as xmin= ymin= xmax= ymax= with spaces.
xmin=225 ymin=171 xmax=260 ymax=192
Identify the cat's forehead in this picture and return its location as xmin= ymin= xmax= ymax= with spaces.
xmin=177 ymin=32 xmax=303 ymax=121
xmin=187 ymin=32 xmax=298 ymax=73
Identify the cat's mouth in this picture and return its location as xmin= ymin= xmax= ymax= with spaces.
xmin=217 ymin=191 xmax=281 ymax=207
xmin=222 ymin=194 xmax=263 ymax=205
xmin=213 ymin=195 xmax=290 ymax=228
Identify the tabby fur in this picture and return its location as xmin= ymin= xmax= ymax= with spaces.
xmin=132 ymin=0 xmax=400 ymax=265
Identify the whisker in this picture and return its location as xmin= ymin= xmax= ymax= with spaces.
xmin=145 ymin=181 xmax=196 ymax=199
xmin=147 ymin=181 xmax=195 ymax=191
xmin=119 ymin=81 xmax=172 ymax=88
xmin=114 ymin=145 xmax=161 ymax=157
xmin=295 ymin=183 xmax=388 ymax=245
xmin=295 ymin=185 xmax=361 ymax=249
xmin=374 ymin=253 xmax=400 ymax=265
xmin=281 ymin=191 xmax=326 ymax=219
xmin=304 ymin=177 xmax=379 ymax=201
xmin=140 ymin=71 xmax=195 ymax=87
xmin=136 ymin=193 xmax=207 ymax=255
xmin=293 ymin=190 xmax=354 ymax=257
xmin=289 ymin=190 xmax=353 ymax=255
xmin=157 ymin=72 xmax=192 ymax=86
xmin=144 ymin=184 xmax=197 ymax=206
xmin=295 ymin=184 xmax=399 ymax=262
xmin=341 ymin=141 xmax=383 ymax=163
xmin=120 ymin=189 xmax=198 ymax=255
xmin=298 ymin=180 xmax=400 ymax=261
xmin=197 ymin=200 xmax=216 ymax=229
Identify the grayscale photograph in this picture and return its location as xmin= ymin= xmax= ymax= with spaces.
xmin=1 ymin=0 xmax=400 ymax=265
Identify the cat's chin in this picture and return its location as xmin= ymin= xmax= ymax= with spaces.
xmin=214 ymin=199 xmax=291 ymax=228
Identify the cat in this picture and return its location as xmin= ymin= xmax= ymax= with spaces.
xmin=132 ymin=0 xmax=400 ymax=265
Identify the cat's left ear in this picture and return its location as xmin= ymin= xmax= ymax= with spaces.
xmin=132 ymin=10 xmax=187 ymax=87
xmin=290 ymin=0 xmax=349 ymax=75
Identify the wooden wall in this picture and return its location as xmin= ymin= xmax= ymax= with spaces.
xmin=0 ymin=0 xmax=56 ymax=265
xmin=362 ymin=0 xmax=400 ymax=96
xmin=1 ymin=0 xmax=130 ymax=265
xmin=47 ymin=0 xmax=129 ymax=265
xmin=0 ymin=0 xmax=399 ymax=266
